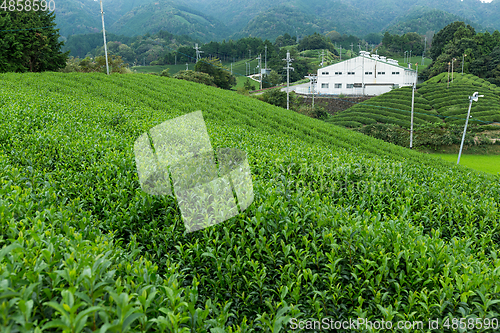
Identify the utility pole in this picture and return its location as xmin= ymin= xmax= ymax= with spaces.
xmin=283 ymin=51 xmax=294 ymax=110
xmin=306 ymin=74 xmax=317 ymax=108
xmin=421 ymin=37 xmax=426 ymax=66
xmin=409 ymin=50 xmax=412 ymax=64
xmin=447 ymin=62 xmax=450 ymax=88
xmin=340 ymin=46 xmax=342 ymax=61
xmin=462 ymin=54 xmax=467 ymax=74
xmin=321 ymin=50 xmax=324 ymax=67
xmin=99 ymin=0 xmax=109 ymax=75
xmin=257 ymin=54 xmax=262 ymax=90
xmin=265 ymin=45 xmax=268 ymax=71
xmin=458 ymin=92 xmax=483 ymax=164
xmin=362 ymin=56 xmax=365 ymax=96
xmin=410 ymin=64 xmax=418 ymax=149
xmin=194 ymin=43 xmax=204 ymax=62
xmin=175 ymin=53 xmax=177 ymax=65
xmin=231 ymin=63 xmax=232 ymax=74
xmin=350 ymin=43 xmax=353 ymax=55
xmin=452 ymin=58 xmax=455 ymax=83
xmin=186 ymin=63 xmax=188 ymax=70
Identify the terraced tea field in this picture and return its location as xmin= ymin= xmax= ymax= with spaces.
xmin=328 ymin=73 xmax=500 ymax=128
xmin=1 ymin=72 xmax=499 ymax=332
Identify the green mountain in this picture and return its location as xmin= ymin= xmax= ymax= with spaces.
xmin=385 ymin=7 xmax=482 ymax=35
xmin=231 ymin=5 xmax=322 ymax=41
xmin=54 ymin=0 xmax=158 ymax=39
xmin=2 ymin=71 xmax=500 ymax=330
xmin=108 ymin=0 xmax=228 ymax=41
xmin=54 ymin=0 xmax=500 ymax=42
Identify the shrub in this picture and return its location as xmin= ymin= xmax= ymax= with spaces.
xmin=173 ymin=70 xmax=216 ymax=87
xmin=160 ymin=69 xmax=171 ymax=77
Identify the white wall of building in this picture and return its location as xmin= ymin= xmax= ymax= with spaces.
xmin=315 ymin=52 xmax=417 ymax=96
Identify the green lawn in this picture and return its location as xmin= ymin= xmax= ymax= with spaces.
xmin=234 ymin=76 xmax=259 ymax=90
xmin=131 ymin=59 xmax=258 ymax=77
xmin=391 ymin=56 xmax=432 ymax=70
xmin=433 ymin=153 xmax=500 ymax=175
xmin=131 ymin=64 xmax=193 ymax=74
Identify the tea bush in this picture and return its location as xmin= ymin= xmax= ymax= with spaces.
xmin=329 ymin=73 xmax=500 ymax=131
xmin=0 ymin=72 xmax=499 ymax=332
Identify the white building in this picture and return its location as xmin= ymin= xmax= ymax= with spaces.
xmin=314 ymin=51 xmax=417 ymax=96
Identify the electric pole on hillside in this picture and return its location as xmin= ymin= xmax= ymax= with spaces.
xmin=350 ymin=43 xmax=353 ymax=55
xmin=257 ymin=54 xmax=262 ymax=90
xmin=306 ymin=74 xmax=317 ymax=108
xmin=458 ymin=92 xmax=483 ymax=164
xmin=340 ymin=46 xmax=342 ymax=61
xmin=321 ymin=50 xmax=324 ymax=67
xmin=446 ymin=62 xmax=450 ymax=88
xmin=283 ymin=50 xmax=294 ymax=110
xmin=410 ymin=64 xmax=418 ymax=149
xmin=421 ymin=37 xmax=427 ymax=66
xmin=265 ymin=45 xmax=268 ymax=70
xmin=98 ymin=0 xmax=109 ymax=75
xmin=194 ymin=44 xmax=204 ymax=62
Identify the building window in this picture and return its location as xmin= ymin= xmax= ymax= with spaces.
xmin=321 ymin=83 xmax=329 ymax=89
xmin=392 ymin=72 xmax=400 ymax=75
xmin=322 ymin=72 xmax=329 ymax=75
xmin=346 ymin=84 xmax=354 ymax=89
xmin=334 ymin=83 xmax=342 ymax=88
xmin=378 ymin=72 xmax=385 ymax=75
xmin=354 ymin=83 xmax=362 ymax=88
xmin=335 ymin=72 xmax=342 ymax=75
xmin=348 ymin=72 xmax=355 ymax=75
xmin=365 ymin=72 xmax=373 ymax=75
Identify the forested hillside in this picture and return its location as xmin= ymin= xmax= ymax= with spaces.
xmin=55 ymin=0 xmax=499 ymax=41
xmin=109 ymin=0 xmax=228 ymax=41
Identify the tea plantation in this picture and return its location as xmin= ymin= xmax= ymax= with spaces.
xmin=1 ymin=72 xmax=499 ymax=332
xmin=328 ymin=73 xmax=500 ymax=128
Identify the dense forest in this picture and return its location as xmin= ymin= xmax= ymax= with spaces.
xmin=63 ymin=31 xmax=199 ymax=66
xmin=423 ymin=22 xmax=500 ymax=84
xmin=55 ymin=0 xmax=500 ymax=43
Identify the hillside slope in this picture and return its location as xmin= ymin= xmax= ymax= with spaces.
xmin=0 ymin=72 xmax=499 ymax=330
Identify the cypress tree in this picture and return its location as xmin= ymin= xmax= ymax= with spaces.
xmin=0 ymin=8 xmax=68 ymax=72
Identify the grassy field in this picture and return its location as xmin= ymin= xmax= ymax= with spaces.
xmin=1 ymin=72 xmax=499 ymax=331
xmin=131 ymin=59 xmax=257 ymax=77
xmin=391 ymin=56 xmax=432 ymax=70
xmin=131 ymin=63 xmax=193 ymax=74
xmin=434 ymin=153 xmax=500 ymax=175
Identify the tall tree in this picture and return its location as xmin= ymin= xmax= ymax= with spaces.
xmin=429 ymin=21 xmax=475 ymax=60
xmin=0 ymin=9 xmax=68 ymax=72
xmin=194 ymin=58 xmax=236 ymax=89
